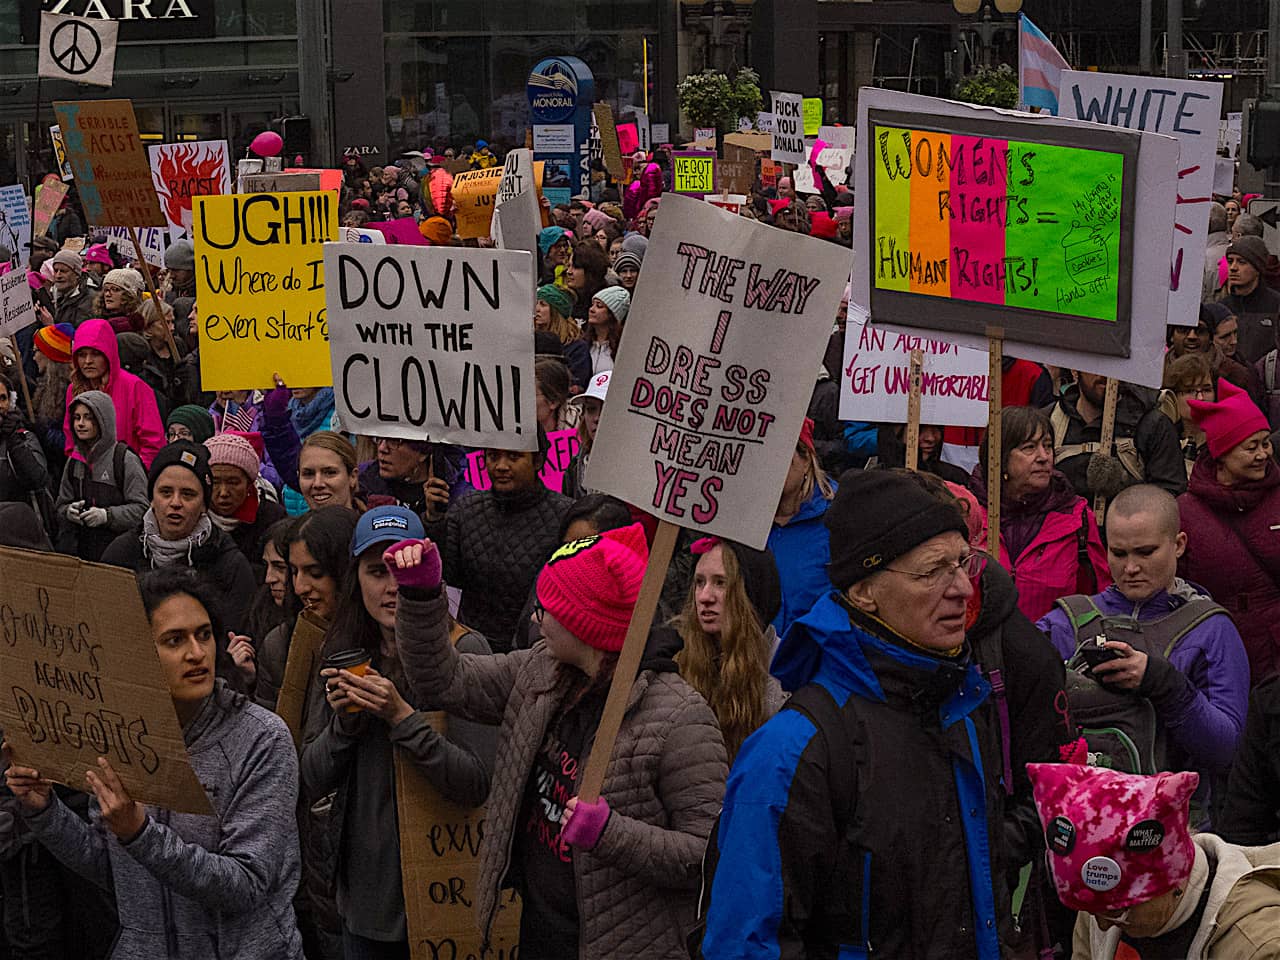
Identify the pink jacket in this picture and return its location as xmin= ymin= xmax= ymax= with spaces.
xmin=63 ymin=319 xmax=165 ymax=469
xmin=997 ymin=497 xmax=1112 ymax=623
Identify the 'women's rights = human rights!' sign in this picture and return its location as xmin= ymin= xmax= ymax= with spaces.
xmin=587 ymin=194 xmax=850 ymax=550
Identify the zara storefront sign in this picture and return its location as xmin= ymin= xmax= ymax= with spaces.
xmin=23 ymin=0 xmax=215 ymax=42
xmin=527 ymin=56 xmax=594 ymax=208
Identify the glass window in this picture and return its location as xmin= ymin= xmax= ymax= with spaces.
xmin=217 ymin=0 xmax=296 ymax=37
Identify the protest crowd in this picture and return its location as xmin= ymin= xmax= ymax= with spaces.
xmin=4 ymin=37 xmax=1280 ymax=960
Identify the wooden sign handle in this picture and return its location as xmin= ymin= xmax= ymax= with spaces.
xmin=986 ymin=329 xmax=1004 ymax=541
xmin=12 ymin=357 xmax=35 ymax=422
xmin=905 ymin=347 xmax=924 ymax=472
xmin=577 ymin=520 xmax=680 ymax=804
xmin=1092 ymin=377 xmax=1120 ymax=519
xmin=128 ymin=227 xmax=181 ymax=363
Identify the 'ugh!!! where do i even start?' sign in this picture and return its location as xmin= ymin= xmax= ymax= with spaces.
xmin=193 ymin=191 xmax=338 ymax=391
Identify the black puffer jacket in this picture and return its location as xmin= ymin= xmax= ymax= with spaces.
xmin=440 ymin=484 xmax=571 ymax=651
xmin=0 ymin=412 xmax=49 ymax=504
xmin=1220 ymin=674 xmax=1280 ymax=845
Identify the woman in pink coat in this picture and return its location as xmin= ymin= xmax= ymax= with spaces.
xmin=63 ymin=318 xmax=164 ymax=468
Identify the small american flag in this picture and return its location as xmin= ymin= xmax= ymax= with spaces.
xmin=220 ymin=401 xmax=255 ymax=435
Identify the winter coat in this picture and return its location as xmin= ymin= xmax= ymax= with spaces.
xmin=0 ymin=413 xmax=49 ymax=504
xmin=396 ymin=585 xmax=727 ymax=960
xmin=100 ymin=520 xmax=257 ymax=637
xmin=705 ymin=593 xmax=1009 ymax=960
xmin=55 ymin=390 xmax=148 ymax=558
xmin=1038 ymin=582 xmax=1251 ymax=778
xmin=1204 ymin=230 xmax=1231 ymax=300
xmin=215 ymin=496 xmax=287 ymax=571
xmin=1178 ymin=454 xmax=1280 ymax=682
xmin=50 ymin=281 xmax=95 ymax=329
xmin=115 ymin=332 xmax=195 ymax=423
xmin=357 ymin=447 xmax=472 ymax=516
xmin=1219 ymin=282 xmax=1280 ymax=364
xmin=441 ymin=484 xmax=571 ymax=650
xmin=62 ymin=319 xmax=165 ymax=469
xmin=252 ymin=621 xmax=291 ymax=712
xmin=1048 ymin=383 xmax=1188 ymax=502
xmin=767 ymin=483 xmax=836 ymax=640
xmin=1072 ymin=834 xmax=1280 ymax=959
xmin=1221 ymin=674 xmax=1280 ymax=845
xmin=24 ymin=680 xmax=304 ymax=960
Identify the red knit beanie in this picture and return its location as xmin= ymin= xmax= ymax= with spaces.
xmin=1186 ymin=378 xmax=1270 ymax=458
xmin=536 ymin=523 xmax=649 ymax=651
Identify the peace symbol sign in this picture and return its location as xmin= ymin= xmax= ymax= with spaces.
xmin=49 ymin=20 xmax=101 ymax=77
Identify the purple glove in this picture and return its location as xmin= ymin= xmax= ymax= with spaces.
xmin=382 ymin=539 xmax=442 ymax=591
xmin=262 ymin=385 xmax=291 ymax=424
xmin=562 ymin=796 xmax=611 ymax=851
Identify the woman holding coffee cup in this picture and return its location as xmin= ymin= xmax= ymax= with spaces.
xmin=383 ymin=525 xmax=727 ymax=960
xmin=5 ymin=566 xmax=305 ymax=959
xmin=300 ymin=506 xmax=495 ymax=958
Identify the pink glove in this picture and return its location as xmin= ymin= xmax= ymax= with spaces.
xmin=561 ymin=796 xmax=611 ymax=851
xmin=381 ymin=539 xmax=442 ymax=591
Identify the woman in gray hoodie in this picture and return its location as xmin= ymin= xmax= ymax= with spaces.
xmin=6 ymin=566 xmax=305 ymax=960
xmin=54 ymin=389 xmax=148 ymax=561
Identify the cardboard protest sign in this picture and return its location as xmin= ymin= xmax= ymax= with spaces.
xmin=1058 ymin=71 xmax=1223 ymax=330
xmin=840 ymin=319 xmax=990 ymax=427
xmin=49 ymin=126 xmax=73 ymax=182
xmin=593 ymin=103 xmax=625 ymax=179
xmin=0 ymin=184 xmax=31 ymax=270
xmin=760 ymin=158 xmax=780 ymax=188
xmin=851 ymin=88 xmax=1179 ymax=387
xmin=0 ymin=547 xmax=211 ymax=815
xmin=0 ymin=269 xmax=36 ymax=337
xmin=719 ymin=144 xmax=756 ymax=196
xmin=395 ymin=743 xmax=520 ymax=960
xmin=283 ymin=168 xmax=344 ymax=193
xmin=803 ymin=98 xmax=824 ymax=136
xmin=52 ymin=100 xmax=165 ymax=228
xmin=771 ymin=91 xmax=805 ymax=164
xmin=466 ymin=428 xmax=579 ymax=492
xmin=586 ymin=193 xmax=849 ymax=549
xmin=450 ymin=167 xmax=503 ymax=240
xmin=273 ymin=613 xmax=326 ymax=748
xmin=326 ymin=245 xmax=537 ymax=450
xmin=148 ymin=140 xmax=231 ymax=237
xmin=32 ymin=175 xmax=68 ymax=239
xmin=673 ymin=152 xmax=716 ymax=196
xmin=193 ymin=191 xmax=338 ymax=390
xmin=238 ymin=171 xmax=320 ymax=194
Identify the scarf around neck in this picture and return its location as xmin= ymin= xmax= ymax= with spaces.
xmin=142 ymin=507 xmax=213 ymax=568
xmin=288 ymin=388 xmax=335 ymax=438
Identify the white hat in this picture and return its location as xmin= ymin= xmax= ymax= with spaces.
xmin=571 ymin=370 xmax=611 ymax=405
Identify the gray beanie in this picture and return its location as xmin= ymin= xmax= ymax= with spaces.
xmin=164 ymin=239 xmax=195 ymax=271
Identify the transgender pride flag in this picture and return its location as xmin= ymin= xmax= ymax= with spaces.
xmin=1019 ymin=15 xmax=1070 ymax=115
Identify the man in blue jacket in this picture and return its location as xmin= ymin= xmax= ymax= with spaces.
xmin=1037 ymin=484 xmax=1249 ymax=814
xmin=703 ymin=470 xmax=1010 ymax=959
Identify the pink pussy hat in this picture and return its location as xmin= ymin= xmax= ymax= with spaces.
xmin=1186 ymin=378 xmax=1271 ymax=459
xmin=1026 ymin=764 xmax=1198 ymax=914
xmin=536 ymin=522 xmax=648 ymax=652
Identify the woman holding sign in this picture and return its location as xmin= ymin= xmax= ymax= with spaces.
xmin=387 ymin=526 xmax=727 ymax=960
xmin=6 ymin=567 xmax=305 ymax=960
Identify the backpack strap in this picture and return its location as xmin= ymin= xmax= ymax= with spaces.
xmin=1267 ymin=351 xmax=1278 ymax=394
xmin=1057 ymin=594 xmax=1106 ymax=669
xmin=1075 ymin=508 xmax=1098 ymax=596
xmin=1145 ymin=598 xmax=1229 ymax=658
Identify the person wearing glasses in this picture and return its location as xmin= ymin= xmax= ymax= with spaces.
xmin=975 ymin=406 xmax=1112 ymax=622
xmin=702 ymin=470 xmax=1016 ymax=960
xmin=358 ymin=435 xmax=468 ymax=524
xmin=1038 ymin=484 xmax=1249 ymax=825
xmin=1160 ymin=351 xmax=1215 ymax=478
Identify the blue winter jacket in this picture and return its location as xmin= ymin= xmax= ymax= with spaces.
xmin=1037 ymin=581 xmax=1250 ymax=776
xmin=767 ymin=483 xmax=836 ymax=639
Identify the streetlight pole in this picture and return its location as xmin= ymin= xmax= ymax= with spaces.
xmin=1140 ymin=0 xmax=1153 ymax=74
xmin=1166 ymin=0 xmax=1185 ymax=78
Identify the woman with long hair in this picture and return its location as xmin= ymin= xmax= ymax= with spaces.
xmin=768 ymin=418 xmax=838 ymax=637
xmin=535 ymin=357 xmax=578 ymax=434
xmin=582 ymin=286 xmax=629 ymax=376
xmin=675 ymin=538 xmax=785 ymax=762
xmin=567 ymin=240 xmax=608 ymax=323
xmin=300 ymin=506 xmax=495 ymax=958
xmin=535 ymin=285 xmax=590 ymax=391
xmin=6 ymin=566 xmax=304 ymax=959
xmin=297 ymin=431 xmax=362 ymax=515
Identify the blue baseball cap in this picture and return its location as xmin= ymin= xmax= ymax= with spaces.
xmin=351 ymin=505 xmax=425 ymax=557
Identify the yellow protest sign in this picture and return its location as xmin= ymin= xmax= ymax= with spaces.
xmin=673 ymin=152 xmax=716 ymax=195
xmin=193 ymin=190 xmax=338 ymax=390
xmin=0 ymin=547 xmax=211 ymax=815
xmin=803 ymin=98 xmax=823 ymax=136
xmin=450 ymin=167 xmax=503 ymax=240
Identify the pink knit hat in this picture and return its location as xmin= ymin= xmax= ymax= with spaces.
xmin=204 ymin=433 xmax=260 ymax=481
xmin=1186 ymin=378 xmax=1270 ymax=458
xmin=1026 ymin=764 xmax=1199 ymax=914
xmin=536 ymin=523 xmax=649 ymax=652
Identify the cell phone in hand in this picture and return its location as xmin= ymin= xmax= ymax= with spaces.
xmin=1080 ymin=637 xmax=1125 ymax=670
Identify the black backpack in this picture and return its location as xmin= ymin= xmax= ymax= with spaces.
xmin=1057 ymin=594 xmax=1225 ymax=774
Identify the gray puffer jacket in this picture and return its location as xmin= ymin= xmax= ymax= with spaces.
xmin=24 ymin=680 xmax=304 ymax=960
xmin=397 ymin=585 xmax=728 ymax=960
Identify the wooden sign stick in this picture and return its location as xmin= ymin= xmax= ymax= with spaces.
xmin=127 ymin=226 xmax=181 ymax=362
xmin=904 ymin=347 xmax=924 ymax=472
xmin=986 ymin=328 xmax=1004 ymax=539
xmin=12 ymin=358 xmax=35 ymax=422
xmin=1093 ymin=377 xmax=1120 ymax=519
xmin=577 ymin=519 xmax=680 ymax=804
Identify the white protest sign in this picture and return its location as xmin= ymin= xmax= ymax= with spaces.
xmin=0 ymin=269 xmax=35 ymax=337
xmin=39 ymin=13 xmax=117 ymax=89
xmin=840 ymin=318 xmax=990 ymax=427
xmin=652 ymin=122 xmax=670 ymax=144
xmin=771 ymin=92 xmax=806 ymax=164
xmin=93 ymin=224 xmax=167 ymax=269
xmin=325 ymin=245 xmax=537 ymax=450
xmin=1059 ymin=70 xmax=1223 ymax=330
xmin=493 ymin=148 xmax=542 ymax=258
xmin=0 ymin=185 xmax=31 ymax=271
xmin=148 ymin=140 xmax=232 ymax=238
xmin=496 ymin=148 xmax=535 ymax=206
xmin=816 ymin=125 xmax=856 ymax=185
xmin=1215 ymin=156 xmax=1236 ymax=197
xmin=586 ymin=193 xmax=849 ymax=550
xmin=757 ymin=112 xmax=775 ymax=134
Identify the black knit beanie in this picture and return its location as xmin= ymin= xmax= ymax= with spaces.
xmin=148 ymin=440 xmax=214 ymax=506
xmin=825 ymin=469 xmax=969 ymax=589
xmin=721 ymin=541 xmax=782 ymax=628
